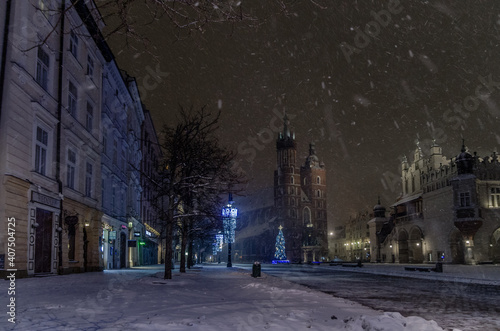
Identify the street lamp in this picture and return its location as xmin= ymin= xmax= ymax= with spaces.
xmin=222 ymin=193 xmax=237 ymax=267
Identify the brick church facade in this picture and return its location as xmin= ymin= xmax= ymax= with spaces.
xmin=234 ymin=114 xmax=329 ymax=263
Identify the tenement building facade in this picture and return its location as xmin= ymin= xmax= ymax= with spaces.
xmin=369 ymin=141 xmax=500 ymax=265
xmin=0 ymin=1 xmax=161 ymax=277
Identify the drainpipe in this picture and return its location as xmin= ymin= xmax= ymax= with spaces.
xmin=0 ymin=0 xmax=13 ymax=123
xmin=56 ymin=0 xmax=66 ymax=275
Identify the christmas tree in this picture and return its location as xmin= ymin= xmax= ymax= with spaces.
xmin=274 ymin=225 xmax=287 ymax=261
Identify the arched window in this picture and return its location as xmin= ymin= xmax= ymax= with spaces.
xmin=316 ymin=190 xmax=321 ymax=198
xmin=303 ymin=207 xmax=311 ymax=225
xmin=290 ymin=176 xmax=294 ymax=184
xmin=316 ymin=176 xmax=321 ymax=184
xmin=304 ymin=177 xmax=307 ymax=185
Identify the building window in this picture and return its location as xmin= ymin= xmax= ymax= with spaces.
xmin=121 ymin=148 xmax=127 ymax=172
xmin=303 ymin=207 xmax=311 ymax=225
xmin=102 ymin=128 xmax=107 ymax=155
xmin=113 ymin=139 xmax=118 ymax=165
xmin=35 ymin=126 xmax=48 ymax=175
xmin=85 ymin=162 xmax=93 ymax=197
xmin=38 ymin=0 xmax=50 ymax=18
xmin=68 ymin=81 xmax=77 ymax=117
xmin=86 ymin=55 xmax=94 ymax=77
xmin=490 ymin=188 xmax=500 ymax=207
xmin=111 ymin=185 xmax=116 ymax=214
xmin=459 ymin=192 xmax=471 ymax=207
xmin=290 ymin=176 xmax=294 ymax=184
xmin=316 ymin=190 xmax=321 ymax=198
xmin=86 ymin=102 xmax=93 ymax=131
xmin=316 ymin=176 xmax=321 ymax=184
xmin=67 ymin=149 xmax=76 ymax=189
xmin=69 ymin=30 xmax=79 ymax=58
xmin=36 ymin=47 xmax=49 ymax=90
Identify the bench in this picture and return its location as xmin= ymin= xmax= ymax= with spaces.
xmin=404 ymin=266 xmax=433 ymax=272
xmin=341 ymin=262 xmax=363 ymax=268
xmin=404 ymin=263 xmax=443 ymax=273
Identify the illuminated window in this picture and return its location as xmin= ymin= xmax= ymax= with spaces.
xmin=490 ymin=188 xmax=500 ymax=207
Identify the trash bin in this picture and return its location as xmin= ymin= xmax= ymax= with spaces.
xmin=434 ymin=262 xmax=443 ymax=273
xmin=252 ymin=261 xmax=261 ymax=278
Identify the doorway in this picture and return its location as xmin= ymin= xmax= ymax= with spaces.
xmin=35 ymin=208 xmax=53 ymax=273
xmin=120 ymin=232 xmax=126 ymax=268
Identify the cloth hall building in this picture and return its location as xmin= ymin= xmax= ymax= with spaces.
xmin=368 ymin=141 xmax=500 ymax=265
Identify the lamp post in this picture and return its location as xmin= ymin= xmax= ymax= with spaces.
xmin=222 ymin=193 xmax=237 ymax=267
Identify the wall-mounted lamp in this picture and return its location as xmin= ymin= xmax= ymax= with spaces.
xmin=56 ymin=227 xmax=63 ymax=232
xmin=84 ymin=221 xmax=90 ymax=227
xmin=32 ymin=222 xmax=39 ymax=228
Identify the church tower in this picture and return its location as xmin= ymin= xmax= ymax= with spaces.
xmin=274 ymin=113 xmax=302 ymax=262
xmin=300 ymin=142 xmax=328 ymax=261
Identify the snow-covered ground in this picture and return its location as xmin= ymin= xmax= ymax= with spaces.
xmin=0 ymin=264 xmax=468 ymax=330
xmin=320 ymin=262 xmax=500 ymax=286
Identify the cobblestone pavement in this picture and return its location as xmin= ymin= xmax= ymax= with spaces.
xmin=260 ymin=264 xmax=500 ymax=331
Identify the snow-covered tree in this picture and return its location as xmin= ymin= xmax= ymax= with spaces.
xmin=151 ymin=107 xmax=244 ymax=279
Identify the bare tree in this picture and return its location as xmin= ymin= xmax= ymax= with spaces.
xmin=151 ymin=107 xmax=244 ymax=279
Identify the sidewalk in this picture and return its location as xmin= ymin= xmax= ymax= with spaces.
xmin=0 ymin=264 xmax=449 ymax=330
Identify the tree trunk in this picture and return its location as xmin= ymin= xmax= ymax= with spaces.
xmin=180 ymin=221 xmax=188 ymax=273
xmin=163 ymin=201 xmax=175 ymax=279
xmin=187 ymin=219 xmax=194 ymax=269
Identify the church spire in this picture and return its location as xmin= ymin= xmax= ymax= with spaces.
xmin=283 ymin=111 xmax=290 ymax=138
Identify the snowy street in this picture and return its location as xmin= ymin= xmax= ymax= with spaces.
xmin=256 ymin=263 xmax=500 ymax=331
xmin=0 ymin=263 xmax=469 ymax=331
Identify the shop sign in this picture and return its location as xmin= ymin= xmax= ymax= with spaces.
xmin=109 ymin=231 xmax=117 ymax=240
xmin=128 ymin=240 xmax=137 ymax=247
xmin=134 ymin=231 xmax=141 ymax=237
xmin=31 ymin=191 xmax=59 ymax=208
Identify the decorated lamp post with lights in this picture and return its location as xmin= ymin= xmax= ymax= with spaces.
xmin=222 ymin=193 xmax=237 ymax=267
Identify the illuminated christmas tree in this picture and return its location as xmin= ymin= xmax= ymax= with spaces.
xmin=274 ymin=225 xmax=287 ymax=261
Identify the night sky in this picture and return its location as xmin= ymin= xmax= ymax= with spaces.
xmin=103 ymin=0 xmax=500 ymax=227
